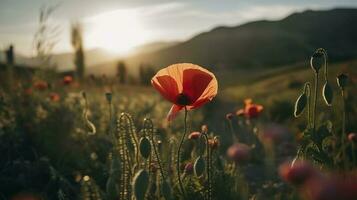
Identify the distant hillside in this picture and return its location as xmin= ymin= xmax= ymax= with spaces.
xmin=117 ymin=8 xmax=357 ymax=71
xmin=0 ymin=41 xmax=178 ymax=72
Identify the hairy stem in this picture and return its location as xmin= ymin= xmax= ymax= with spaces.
xmin=202 ymin=133 xmax=212 ymax=200
xmin=341 ymin=90 xmax=348 ymax=170
xmin=177 ymin=107 xmax=188 ymax=198
xmin=312 ymin=72 xmax=319 ymax=133
xmin=145 ymin=119 xmax=166 ymax=181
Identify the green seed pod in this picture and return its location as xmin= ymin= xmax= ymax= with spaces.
xmin=132 ymin=169 xmax=149 ymax=200
xmin=194 ymin=156 xmax=205 ymax=177
xmin=336 ymin=73 xmax=348 ymax=89
xmin=294 ymin=93 xmax=307 ymax=117
xmin=310 ymin=50 xmax=324 ymax=73
xmin=106 ymin=176 xmax=119 ymax=200
xmin=139 ymin=137 xmax=151 ymax=159
xmin=322 ymin=81 xmax=333 ymax=106
xmin=161 ymin=180 xmax=172 ymax=200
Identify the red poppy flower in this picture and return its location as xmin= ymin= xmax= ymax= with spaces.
xmin=348 ymin=133 xmax=357 ymax=142
xmin=236 ymin=98 xmax=263 ymax=118
xmin=33 ymin=80 xmax=48 ymax=91
xmin=63 ymin=75 xmax=73 ymax=85
xmin=151 ymin=63 xmax=218 ymax=120
xmin=49 ymin=92 xmax=60 ymax=102
xmin=188 ymin=131 xmax=201 ymax=140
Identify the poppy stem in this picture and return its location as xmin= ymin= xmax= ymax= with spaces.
xmin=202 ymin=132 xmax=212 ymax=200
xmin=312 ymin=72 xmax=319 ymax=133
xmin=228 ymin=120 xmax=238 ymax=142
xmin=341 ymin=89 xmax=348 ymax=170
xmin=145 ymin=118 xmax=166 ymax=181
xmin=177 ymin=107 xmax=188 ymax=198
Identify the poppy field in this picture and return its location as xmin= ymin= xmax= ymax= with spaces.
xmin=1 ymin=48 xmax=357 ymax=200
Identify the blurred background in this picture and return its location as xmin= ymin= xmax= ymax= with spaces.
xmin=1 ymin=0 xmax=357 ymax=199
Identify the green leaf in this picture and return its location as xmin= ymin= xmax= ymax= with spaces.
xmin=294 ymin=93 xmax=307 ymax=117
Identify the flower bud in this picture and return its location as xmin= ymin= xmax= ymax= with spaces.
xmin=201 ymin=124 xmax=208 ymax=133
xmin=294 ymin=93 xmax=307 ymax=117
xmin=348 ymin=133 xmax=357 ymax=143
xmin=139 ymin=137 xmax=151 ymax=159
xmin=132 ymin=170 xmax=149 ymax=200
xmin=336 ymin=73 xmax=348 ymax=89
xmin=226 ymin=113 xmax=234 ymax=120
xmin=322 ymin=81 xmax=333 ymax=106
xmin=310 ymin=49 xmax=324 ymax=73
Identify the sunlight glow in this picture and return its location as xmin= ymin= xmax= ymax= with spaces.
xmin=85 ymin=9 xmax=150 ymax=54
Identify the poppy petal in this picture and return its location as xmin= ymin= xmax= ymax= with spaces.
xmin=151 ymin=75 xmax=179 ymax=104
xmin=188 ymin=75 xmax=218 ymax=109
xmin=183 ymin=68 xmax=214 ymax=103
xmin=167 ymin=104 xmax=183 ymax=121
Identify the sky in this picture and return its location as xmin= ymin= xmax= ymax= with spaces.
xmin=0 ymin=0 xmax=356 ymax=56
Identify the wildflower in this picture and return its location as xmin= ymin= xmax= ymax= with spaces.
xmin=63 ymin=75 xmax=73 ymax=85
xmin=348 ymin=133 xmax=357 ymax=142
xmin=236 ymin=99 xmax=263 ymax=119
xmin=201 ymin=124 xmax=208 ymax=133
xmin=188 ymin=131 xmax=201 ymax=140
xmin=226 ymin=113 xmax=234 ymax=120
xmin=184 ymin=162 xmax=194 ymax=174
xmin=34 ymin=80 xmax=48 ymax=91
xmin=208 ymin=137 xmax=220 ymax=149
xmin=151 ymin=63 xmax=218 ymax=120
xmin=279 ymin=160 xmax=316 ymax=186
xmin=49 ymin=92 xmax=60 ymax=102
xmin=227 ymin=143 xmax=251 ymax=163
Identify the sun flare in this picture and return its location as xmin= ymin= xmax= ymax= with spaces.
xmin=86 ymin=9 xmax=149 ymax=54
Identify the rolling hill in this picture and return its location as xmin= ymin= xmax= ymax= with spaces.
xmin=112 ymin=8 xmax=357 ymax=73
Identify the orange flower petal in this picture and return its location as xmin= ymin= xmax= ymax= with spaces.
xmin=167 ymin=104 xmax=183 ymax=121
xmin=151 ymin=75 xmax=179 ymax=104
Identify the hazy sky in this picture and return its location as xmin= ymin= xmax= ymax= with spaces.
xmin=1 ymin=0 xmax=356 ymax=55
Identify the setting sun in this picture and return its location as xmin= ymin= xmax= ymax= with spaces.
xmin=85 ymin=9 xmax=149 ymax=54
